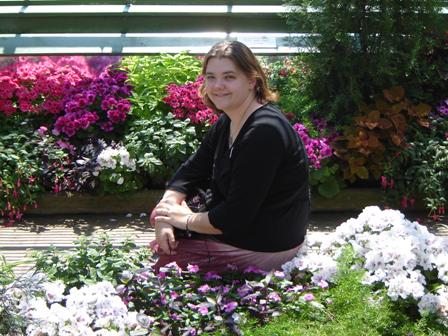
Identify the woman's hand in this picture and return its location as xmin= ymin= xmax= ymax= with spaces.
xmin=154 ymin=199 xmax=193 ymax=230
xmin=155 ymin=222 xmax=178 ymax=255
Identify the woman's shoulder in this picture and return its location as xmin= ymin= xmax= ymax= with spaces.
xmin=250 ymin=103 xmax=291 ymax=130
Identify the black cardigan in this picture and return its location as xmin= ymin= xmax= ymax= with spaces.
xmin=167 ymin=103 xmax=310 ymax=252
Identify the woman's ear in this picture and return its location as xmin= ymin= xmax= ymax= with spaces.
xmin=248 ymin=77 xmax=257 ymax=91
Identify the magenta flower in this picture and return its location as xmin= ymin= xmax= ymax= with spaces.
xmin=164 ymin=76 xmax=217 ymax=125
xmin=198 ymin=284 xmax=211 ymax=294
xmin=292 ymin=122 xmax=333 ymax=169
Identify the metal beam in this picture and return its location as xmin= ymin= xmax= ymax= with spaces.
xmin=0 ymin=33 xmax=310 ymax=55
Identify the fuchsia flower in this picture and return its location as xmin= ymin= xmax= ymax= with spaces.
xmin=380 ymin=176 xmax=388 ymax=190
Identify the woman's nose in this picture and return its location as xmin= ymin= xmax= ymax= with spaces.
xmin=213 ymin=77 xmax=224 ymax=89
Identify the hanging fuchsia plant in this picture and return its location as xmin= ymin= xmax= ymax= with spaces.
xmin=163 ymin=76 xmax=218 ymax=125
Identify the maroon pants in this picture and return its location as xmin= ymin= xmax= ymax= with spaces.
xmin=153 ymin=237 xmax=301 ymax=273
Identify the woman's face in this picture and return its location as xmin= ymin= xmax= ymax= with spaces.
xmin=204 ymin=57 xmax=255 ymax=113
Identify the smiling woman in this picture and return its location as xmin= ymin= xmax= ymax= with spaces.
xmin=150 ymin=41 xmax=310 ymax=273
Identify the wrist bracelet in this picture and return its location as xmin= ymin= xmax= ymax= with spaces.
xmin=185 ymin=214 xmax=193 ymax=238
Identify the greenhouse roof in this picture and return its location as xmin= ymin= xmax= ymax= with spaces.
xmin=1 ymin=1 xmax=447 ymax=56
xmin=0 ymin=0 xmax=302 ymax=55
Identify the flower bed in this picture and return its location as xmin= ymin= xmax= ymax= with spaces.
xmin=1 ymin=52 xmax=447 ymax=226
xmin=1 ymin=207 xmax=447 ymax=335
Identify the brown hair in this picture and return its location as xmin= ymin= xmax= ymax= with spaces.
xmin=199 ymin=40 xmax=277 ymax=112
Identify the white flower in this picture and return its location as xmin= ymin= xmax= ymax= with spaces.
xmin=282 ymin=206 xmax=448 ymax=323
xmin=42 ymin=280 xmax=65 ymax=303
xmin=117 ymin=177 xmax=124 ymax=185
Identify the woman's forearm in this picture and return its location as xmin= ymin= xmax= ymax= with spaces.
xmin=188 ymin=212 xmax=222 ymax=235
xmin=163 ymin=189 xmax=186 ymax=203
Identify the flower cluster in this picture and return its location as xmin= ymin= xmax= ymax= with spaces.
xmin=163 ymin=76 xmax=218 ymax=125
xmin=0 ymin=56 xmax=92 ymax=116
xmin=283 ymin=206 xmax=448 ymax=325
xmin=95 ymin=143 xmax=142 ymax=194
xmin=293 ymin=123 xmax=333 ymax=169
xmin=119 ymin=262 xmax=323 ymax=335
xmin=19 ymin=278 xmax=145 ymax=335
xmin=53 ymin=66 xmax=132 ymax=138
xmin=96 ymin=144 xmax=136 ymax=173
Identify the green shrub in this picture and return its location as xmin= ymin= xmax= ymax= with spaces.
xmin=284 ymin=0 xmax=445 ymax=124
xmin=120 ymin=53 xmax=202 ymax=119
xmin=124 ymin=112 xmax=200 ymax=187
xmin=32 ymin=234 xmax=151 ymax=289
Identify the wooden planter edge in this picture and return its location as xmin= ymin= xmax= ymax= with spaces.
xmin=24 ymin=188 xmax=425 ymax=215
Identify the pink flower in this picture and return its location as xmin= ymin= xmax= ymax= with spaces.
xmin=303 ymin=293 xmax=314 ymax=301
xmin=37 ymin=126 xmax=48 ymax=137
xmin=197 ymin=304 xmax=209 ymax=315
xmin=187 ymin=264 xmax=200 ymax=273
xmin=318 ymin=280 xmax=329 ymax=289
xmin=198 ymin=284 xmax=211 ymax=294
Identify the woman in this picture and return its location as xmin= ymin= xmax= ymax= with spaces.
xmin=151 ymin=40 xmax=310 ymax=273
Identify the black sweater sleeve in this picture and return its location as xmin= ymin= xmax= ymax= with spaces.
xmin=166 ymin=117 xmax=223 ymax=196
xmin=208 ymin=122 xmax=286 ymax=234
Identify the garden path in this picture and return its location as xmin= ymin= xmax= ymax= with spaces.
xmin=1 ymin=212 xmax=447 ymax=276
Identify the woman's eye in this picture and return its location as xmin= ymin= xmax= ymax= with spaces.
xmin=225 ymin=75 xmax=235 ymax=80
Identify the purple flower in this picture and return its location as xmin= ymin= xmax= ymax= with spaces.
xmin=237 ymin=284 xmax=252 ymax=298
xmin=303 ymin=293 xmax=314 ymax=301
xmin=223 ymin=301 xmax=238 ymax=313
xmin=204 ymin=271 xmax=222 ymax=281
xmin=243 ymin=265 xmax=267 ymax=275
